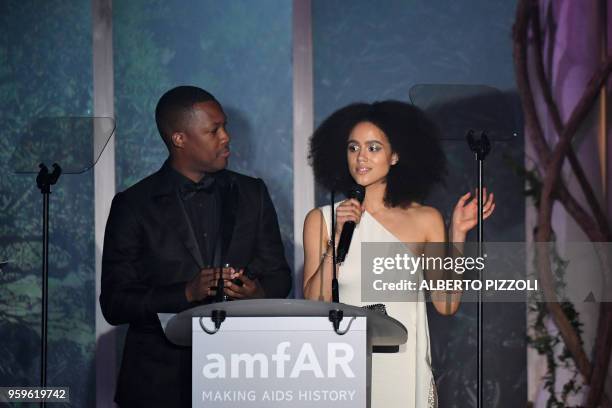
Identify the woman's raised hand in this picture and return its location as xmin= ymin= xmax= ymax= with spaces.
xmin=450 ymin=188 xmax=495 ymax=242
xmin=334 ymin=199 xmax=364 ymax=241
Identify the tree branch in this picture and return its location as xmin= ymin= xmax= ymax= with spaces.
xmin=514 ymin=0 xmax=590 ymax=375
xmin=533 ymin=3 xmax=612 ymax=406
xmin=513 ymin=1 xmax=612 ymax=406
xmin=531 ymin=4 xmax=611 ymax=241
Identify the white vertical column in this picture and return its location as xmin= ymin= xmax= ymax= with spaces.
xmin=92 ymin=0 xmax=116 ymax=406
xmin=292 ymin=0 xmax=315 ymax=297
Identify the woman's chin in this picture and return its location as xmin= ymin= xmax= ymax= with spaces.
xmin=355 ymin=176 xmax=387 ymax=190
xmin=354 ymin=179 xmax=378 ymax=190
xmin=350 ymin=174 xmax=369 ymax=186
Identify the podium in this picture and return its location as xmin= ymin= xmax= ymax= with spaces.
xmin=161 ymin=299 xmax=407 ymax=408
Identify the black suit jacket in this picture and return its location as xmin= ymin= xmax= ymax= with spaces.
xmin=100 ymin=163 xmax=291 ymax=407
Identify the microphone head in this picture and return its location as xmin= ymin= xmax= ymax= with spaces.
xmin=348 ymin=184 xmax=366 ymax=204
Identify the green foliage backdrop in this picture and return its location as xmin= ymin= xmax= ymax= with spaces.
xmin=0 ymin=1 xmax=95 ymax=406
xmin=113 ymin=0 xmax=294 ymax=264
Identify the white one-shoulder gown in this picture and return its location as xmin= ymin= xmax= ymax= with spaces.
xmin=319 ymin=204 xmax=437 ymax=408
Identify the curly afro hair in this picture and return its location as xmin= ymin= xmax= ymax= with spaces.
xmin=309 ymin=100 xmax=447 ymax=208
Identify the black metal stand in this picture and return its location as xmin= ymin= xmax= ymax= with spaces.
xmin=35 ymin=163 xmax=61 ymax=395
xmin=330 ymin=190 xmax=339 ymax=303
xmin=466 ymin=130 xmax=490 ymax=408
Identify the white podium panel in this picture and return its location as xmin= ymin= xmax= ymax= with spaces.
xmin=191 ymin=316 xmax=367 ymax=408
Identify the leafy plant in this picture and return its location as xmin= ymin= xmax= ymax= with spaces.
xmin=506 ymin=155 xmax=584 ymax=407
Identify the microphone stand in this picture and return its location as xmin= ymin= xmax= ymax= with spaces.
xmin=466 ymin=130 xmax=490 ymax=408
xmin=326 ymin=189 xmax=347 ymax=335
xmin=36 ymin=163 xmax=61 ymax=407
xmin=330 ymin=190 xmax=339 ymax=303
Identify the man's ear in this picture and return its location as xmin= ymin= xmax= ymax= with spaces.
xmin=171 ymin=131 xmax=185 ymax=149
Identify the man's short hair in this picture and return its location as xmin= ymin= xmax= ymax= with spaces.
xmin=155 ymin=85 xmax=218 ymax=148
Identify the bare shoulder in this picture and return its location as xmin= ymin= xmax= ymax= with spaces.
xmin=303 ymin=207 xmax=329 ymax=251
xmin=304 ymin=207 xmax=324 ymax=227
xmin=413 ymin=205 xmax=445 ymax=241
xmin=400 ymin=204 xmax=445 ymax=242
xmin=416 ymin=205 xmax=443 ymax=222
xmin=402 ymin=203 xmax=443 ymax=224
xmin=303 ymin=207 xmax=328 ymax=238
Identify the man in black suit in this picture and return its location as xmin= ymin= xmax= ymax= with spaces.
xmin=100 ymin=86 xmax=292 ymax=407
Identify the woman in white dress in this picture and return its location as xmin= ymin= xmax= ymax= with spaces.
xmin=302 ymin=101 xmax=494 ymax=408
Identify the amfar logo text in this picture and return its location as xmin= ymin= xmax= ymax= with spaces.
xmin=202 ymin=342 xmax=355 ymax=379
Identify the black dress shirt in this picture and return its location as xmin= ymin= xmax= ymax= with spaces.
xmin=169 ymin=166 xmax=221 ymax=267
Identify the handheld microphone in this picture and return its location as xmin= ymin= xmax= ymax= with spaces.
xmin=335 ymin=184 xmax=365 ymax=263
